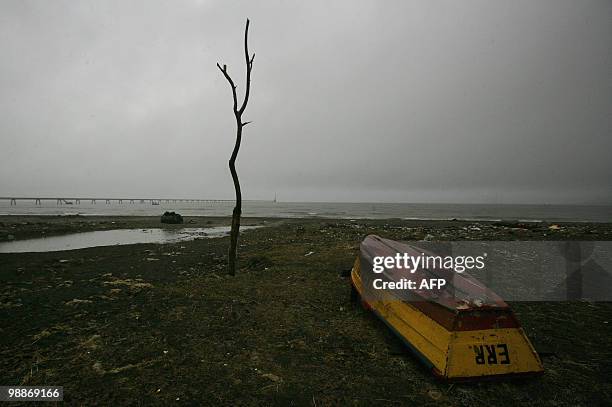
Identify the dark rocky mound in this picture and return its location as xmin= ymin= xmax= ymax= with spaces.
xmin=160 ymin=211 xmax=183 ymax=224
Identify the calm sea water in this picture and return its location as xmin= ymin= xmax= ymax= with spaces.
xmin=1 ymin=200 xmax=610 ymax=222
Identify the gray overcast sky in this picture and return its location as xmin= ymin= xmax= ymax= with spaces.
xmin=0 ymin=0 xmax=610 ymax=204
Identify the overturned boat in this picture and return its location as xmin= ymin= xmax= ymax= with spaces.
xmin=351 ymin=235 xmax=544 ymax=380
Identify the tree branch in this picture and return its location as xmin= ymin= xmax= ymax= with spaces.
xmin=238 ymin=19 xmax=253 ymax=115
xmin=216 ymin=62 xmax=238 ymax=113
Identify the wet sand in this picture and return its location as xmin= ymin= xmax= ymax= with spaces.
xmin=1 ymin=215 xmax=611 ymax=406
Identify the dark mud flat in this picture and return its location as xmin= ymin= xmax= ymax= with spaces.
xmin=1 ymin=216 xmax=612 ymax=406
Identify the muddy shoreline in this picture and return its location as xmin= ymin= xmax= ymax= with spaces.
xmin=1 ymin=216 xmax=611 ymax=406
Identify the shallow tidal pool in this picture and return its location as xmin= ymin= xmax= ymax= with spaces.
xmin=0 ymin=226 xmax=260 ymax=253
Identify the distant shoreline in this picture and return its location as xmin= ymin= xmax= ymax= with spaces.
xmin=1 ymin=215 xmax=611 ymax=244
xmin=0 ymin=212 xmax=610 ymax=224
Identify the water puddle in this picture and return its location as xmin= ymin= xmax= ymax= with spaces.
xmin=0 ymin=226 xmax=260 ymax=253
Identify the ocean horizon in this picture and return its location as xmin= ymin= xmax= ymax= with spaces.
xmin=1 ymin=200 xmax=610 ymax=223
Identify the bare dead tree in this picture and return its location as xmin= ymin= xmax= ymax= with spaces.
xmin=217 ymin=19 xmax=254 ymax=276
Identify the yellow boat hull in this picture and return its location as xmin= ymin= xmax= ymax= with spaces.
xmin=351 ymin=258 xmax=544 ymax=380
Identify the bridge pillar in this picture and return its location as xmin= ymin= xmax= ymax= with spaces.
xmin=91 ymin=199 xmax=96 ymax=204
xmin=118 ymin=199 xmax=122 ymax=204
xmin=10 ymin=198 xmax=16 ymax=206
xmin=76 ymin=199 xmax=80 ymax=204
xmin=35 ymin=199 xmax=41 ymax=205
xmin=130 ymin=200 xmax=134 ymax=204
xmin=57 ymin=199 xmax=62 ymax=205
xmin=105 ymin=199 xmax=110 ymax=204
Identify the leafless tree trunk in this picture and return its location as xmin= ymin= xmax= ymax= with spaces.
xmin=217 ymin=19 xmax=254 ymax=276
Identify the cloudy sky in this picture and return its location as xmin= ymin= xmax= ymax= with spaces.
xmin=0 ymin=0 xmax=610 ymax=204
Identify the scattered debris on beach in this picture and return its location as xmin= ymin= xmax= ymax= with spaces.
xmin=1 ymin=216 xmax=611 ymax=405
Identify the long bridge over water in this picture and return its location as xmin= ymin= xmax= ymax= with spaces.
xmin=1 ymin=197 xmax=242 ymax=206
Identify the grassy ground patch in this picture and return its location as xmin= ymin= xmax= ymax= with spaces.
xmin=1 ymin=216 xmax=611 ymax=405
